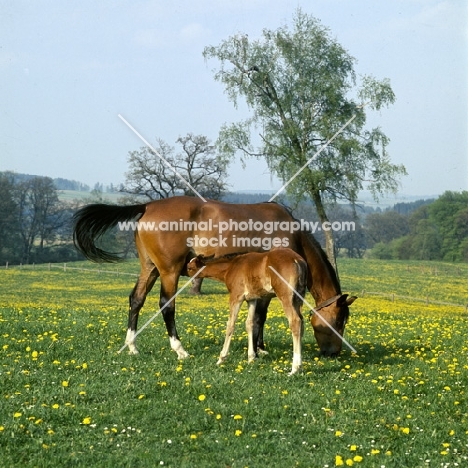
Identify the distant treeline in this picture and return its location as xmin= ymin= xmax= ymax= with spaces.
xmin=369 ymin=191 xmax=468 ymax=262
xmin=0 ymin=171 xmax=466 ymax=264
xmin=8 ymin=172 xmax=91 ymax=192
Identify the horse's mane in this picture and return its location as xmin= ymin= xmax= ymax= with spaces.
xmin=301 ymin=230 xmax=342 ymax=293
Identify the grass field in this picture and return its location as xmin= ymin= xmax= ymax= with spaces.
xmin=0 ymin=259 xmax=467 ymax=467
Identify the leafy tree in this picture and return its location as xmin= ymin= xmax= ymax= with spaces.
xmin=0 ymin=172 xmax=19 ymax=262
xmin=123 ymin=134 xmax=230 ymax=201
xmin=203 ymin=9 xmax=406 ymax=269
xmin=15 ymin=177 xmax=63 ymax=263
xmin=428 ymin=191 xmax=468 ymax=261
xmin=365 ymin=211 xmax=410 ymax=246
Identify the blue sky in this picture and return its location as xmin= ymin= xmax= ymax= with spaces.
xmin=1 ymin=0 xmax=467 ymax=199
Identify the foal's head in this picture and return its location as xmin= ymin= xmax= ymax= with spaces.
xmin=187 ymin=256 xmax=206 ymax=277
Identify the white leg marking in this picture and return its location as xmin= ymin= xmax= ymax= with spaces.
xmin=219 ymin=301 xmax=243 ymax=364
xmin=170 ymin=336 xmax=189 ymax=359
xmin=125 ymin=328 xmax=139 ymax=355
xmin=290 ymin=352 xmax=302 ymax=375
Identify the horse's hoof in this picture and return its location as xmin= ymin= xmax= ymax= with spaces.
xmin=288 ymin=366 xmax=301 ymax=376
xmin=247 ymin=354 xmax=257 ymax=363
xmin=177 ymin=350 xmax=190 ymax=359
xmin=128 ymin=347 xmax=139 ymax=355
xmin=216 ymin=357 xmax=225 ymax=366
xmin=257 ymin=349 xmax=269 ymax=356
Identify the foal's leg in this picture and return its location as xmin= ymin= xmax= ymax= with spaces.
xmin=159 ymin=271 xmax=189 ymax=359
xmin=126 ymin=263 xmax=159 ymax=354
xmin=282 ymin=300 xmax=304 ymax=375
xmin=217 ymin=298 xmax=243 ymax=365
xmin=253 ymin=297 xmax=271 ymax=355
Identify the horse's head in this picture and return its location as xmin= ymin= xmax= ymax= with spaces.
xmin=187 ymin=256 xmax=206 ymax=277
xmin=310 ymin=294 xmax=357 ymax=357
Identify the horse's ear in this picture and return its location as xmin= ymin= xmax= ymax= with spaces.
xmin=337 ymin=294 xmax=357 ymax=307
xmin=347 ymin=296 xmax=357 ymax=306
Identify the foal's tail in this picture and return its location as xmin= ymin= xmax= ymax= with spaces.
xmin=73 ymin=203 xmax=147 ymax=262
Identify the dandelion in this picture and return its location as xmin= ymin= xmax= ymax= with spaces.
xmin=52 ymin=404 xmax=59 ymax=409
xmin=82 ymin=417 xmax=91 ymax=425
xmin=233 ymin=414 xmax=242 ymax=420
xmin=198 ymin=394 xmax=206 ymax=401
xmin=62 ymin=381 xmax=69 ymax=387
xmin=335 ymin=430 xmax=343 ymax=437
xmin=235 ymin=430 xmax=242 ymax=436
xmin=31 ymin=350 xmax=38 ymax=358
xmin=13 ymin=412 xmax=22 ymax=418
xmin=138 ymin=394 xmax=145 ymax=399
xmin=216 ymin=414 xmax=222 ymax=420
xmin=370 ymin=449 xmax=380 ymax=455
xmin=401 ymin=427 xmax=410 ymax=434
xmin=335 ymin=455 xmax=344 ymax=466
xmin=353 ymin=455 xmax=363 ymax=462
xmin=350 ymin=445 xmax=357 ymax=451
xmin=345 ymin=459 xmax=353 ymax=466
xmin=190 ymin=434 xmax=197 ymax=439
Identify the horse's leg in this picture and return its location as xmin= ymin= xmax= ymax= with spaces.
xmin=253 ymin=297 xmax=271 ymax=355
xmin=159 ymin=271 xmax=189 ymax=359
xmin=217 ymin=298 xmax=243 ymax=365
xmin=281 ymin=300 xmax=304 ymax=375
xmin=126 ymin=264 xmax=159 ymax=354
xmin=245 ymin=299 xmax=258 ymax=363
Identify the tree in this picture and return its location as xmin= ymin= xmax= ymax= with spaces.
xmin=365 ymin=211 xmax=410 ymax=247
xmin=15 ymin=177 xmax=63 ymax=263
xmin=427 ymin=191 xmax=468 ymax=261
xmin=203 ymin=9 xmax=406 ymax=269
xmin=0 ymin=172 xmax=19 ymax=262
xmin=122 ymin=133 xmax=230 ymax=201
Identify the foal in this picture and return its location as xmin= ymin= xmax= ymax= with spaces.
xmin=187 ymin=248 xmax=308 ymax=375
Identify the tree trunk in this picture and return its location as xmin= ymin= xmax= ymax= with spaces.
xmin=311 ymin=190 xmax=338 ymax=273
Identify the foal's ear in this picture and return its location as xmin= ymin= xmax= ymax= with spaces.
xmin=195 ymin=255 xmax=206 ymax=266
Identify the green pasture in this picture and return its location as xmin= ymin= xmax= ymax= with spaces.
xmin=0 ymin=259 xmax=467 ymax=467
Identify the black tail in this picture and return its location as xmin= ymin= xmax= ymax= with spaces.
xmin=73 ymin=203 xmax=146 ymax=262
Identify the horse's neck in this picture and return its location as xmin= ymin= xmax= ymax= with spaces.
xmin=300 ymin=233 xmax=340 ymax=302
xmin=198 ymin=262 xmax=231 ymax=283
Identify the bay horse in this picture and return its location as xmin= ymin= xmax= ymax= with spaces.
xmin=187 ymin=249 xmax=307 ymax=374
xmin=73 ymin=196 xmax=356 ymax=359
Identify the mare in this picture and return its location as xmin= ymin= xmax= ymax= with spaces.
xmin=187 ymin=249 xmax=308 ymax=375
xmin=73 ymin=196 xmax=356 ymax=359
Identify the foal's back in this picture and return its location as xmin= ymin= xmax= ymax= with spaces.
xmin=223 ymin=248 xmax=307 ymax=300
